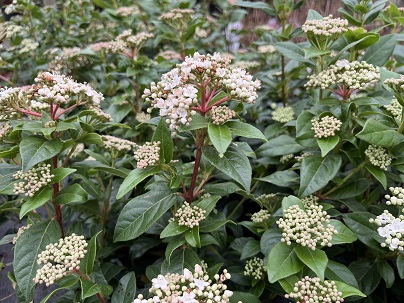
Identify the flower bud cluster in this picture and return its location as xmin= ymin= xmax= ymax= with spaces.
xmin=71 ymin=143 xmax=84 ymax=158
xmin=116 ymin=6 xmax=137 ymax=17
xmin=364 ymin=144 xmax=392 ymax=171
xmin=0 ymin=87 xmax=24 ymax=120
xmin=175 ymin=202 xmax=206 ymax=228
xmin=135 ymin=111 xmax=151 ymax=123
xmin=311 ymin=116 xmax=342 ymax=138
xmin=271 ymin=106 xmax=294 ymax=123
xmin=158 ymin=9 xmax=195 ymax=32
xmin=13 ymin=164 xmax=54 ymax=197
xmin=384 ymin=98 xmax=402 ymax=120
xmin=157 ymin=50 xmax=182 ymax=61
xmin=280 ymin=154 xmax=294 ymax=163
xmin=306 ymin=60 xmax=379 ymax=91
xmin=302 ymin=15 xmax=348 ymax=50
xmin=34 ymin=234 xmax=88 ymax=286
xmin=12 ymin=224 xmax=32 ymax=244
xmin=102 ymin=135 xmax=136 ymax=153
xmin=370 ymin=210 xmax=404 ymax=251
xmin=277 ymin=199 xmax=337 ymax=250
xmin=385 ymin=187 xmax=404 ymax=206
xmin=134 ymin=141 xmax=160 ymax=169
xmin=244 ymin=257 xmax=266 ymax=280
xmin=257 ymin=45 xmax=276 ymax=54
xmin=48 ymin=47 xmax=89 ymax=74
xmin=143 ymin=52 xmax=260 ymax=131
xmin=251 ymin=209 xmax=270 ymax=223
xmin=133 ymin=264 xmax=236 ymax=303
xmin=87 ymin=105 xmax=113 ymax=122
xmin=230 ymin=60 xmax=261 ymax=70
xmin=295 ymin=152 xmax=314 ymax=162
xmin=285 ymin=276 xmax=344 ymax=303
xmin=0 ymin=122 xmax=11 ymax=141
xmin=195 ymin=27 xmax=209 ymax=38
xmin=256 ymin=193 xmax=279 ymax=208
xmin=210 ymin=106 xmax=236 ymax=125
xmin=384 ymin=75 xmax=404 ymax=96
xmin=30 ymin=100 xmax=50 ymax=110
xmin=14 ymin=38 xmax=39 ymax=54
xmin=108 ymin=30 xmax=154 ymax=56
xmin=34 ymin=72 xmax=104 ymax=106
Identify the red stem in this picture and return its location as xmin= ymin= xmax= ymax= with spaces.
xmin=205 ymin=96 xmax=230 ymax=112
xmin=186 ymin=129 xmax=205 ymax=202
xmin=54 ymin=102 xmax=83 ymax=120
xmin=17 ymin=108 xmax=42 ymax=117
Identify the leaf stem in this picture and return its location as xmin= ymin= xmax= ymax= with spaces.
xmin=186 ymin=129 xmax=206 ymax=202
xmin=52 ymin=155 xmax=65 ymax=238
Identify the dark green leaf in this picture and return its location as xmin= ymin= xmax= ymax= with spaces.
xmin=116 ymin=167 xmax=160 ymax=199
xmin=397 ymin=255 xmax=404 ymax=279
xmin=274 ymin=42 xmax=315 ymax=67
xmin=185 ymin=226 xmax=200 ymax=248
xmin=256 ymin=170 xmax=299 ymax=187
xmin=55 ymin=184 xmax=87 ymax=204
xmin=240 ymin=239 xmax=260 ymax=260
xmin=257 ymin=135 xmax=305 ymax=157
xmin=20 ymin=187 xmax=53 ymax=219
xmin=179 ymin=115 xmax=208 ymax=131
xmin=114 ymin=190 xmax=177 ymax=242
xmin=329 ymin=219 xmax=357 ymax=245
xmin=377 ymin=260 xmax=394 ymax=288
xmin=39 ymin=276 xmax=79 ymax=303
xmin=111 ymin=272 xmax=136 ymax=303
xmin=229 ymin=291 xmax=261 ymax=303
xmin=267 ymin=242 xmax=303 ymax=283
xmin=160 ymin=221 xmax=188 ymax=238
xmin=365 ymin=164 xmax=387 ymax=189
xmin=317 ymin=136 xmax=339 ymax=157
xmin=161 ymin=249 xmax=200 ymax=275
xmin=81 ymin=231 xmax=102 ymax=275
xmin=152 ymin=118 xmax=174 ymax=163
xmin=325 ymin=260 xmax=359 ymax=288
xmin=226 ymin=121 xmax=266 ymax=140
xmin=295 ymin=246 xmax=328 ymax=281
xmin=208 ymin=123 xmax=232 ymax=155
xmin=356 ymin=119 xmax=404 ymax=148
xmin=50 ymin=168 xmax=76 ymax=183
xmin=80 ymin=278 xmax=102 ymax=299
xmin=333 ymin=281 xmax=366 ymax=298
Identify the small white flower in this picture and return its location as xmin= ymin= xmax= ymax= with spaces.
xmin=390 ymin=238 xmax=400 ymax=249
xmin=152 ymin=275 xmax=168 ymax=290
xmin=194 ymin=278 xmax=209 ymax=290
xmin=378 ymin=226 xmax=391 ymax=238
xmin=178 ymin=292 xmax=197 ymax=303
xmin=183 ymin=268 xmax=193 ymax=279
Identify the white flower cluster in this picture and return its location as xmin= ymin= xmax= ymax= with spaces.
xmin=116 ymin=6 xmax=137 ymax=17
xmin=230 ymin=60 xmax=261 ymax=70
xmin=277 ymin=198 xmax=337 ymax=250
xmin=251 ymin=209 xmax=270 ymax=223
xmin=311 ymin=116 xmax=342 ymax=138
xmin=143 ymin=52 xmax=261 ymax=131
xmin=271 ymin=106 xmax=294 ymax=123
xmin=285 ymin=276 xmax=344 ymax=303
xmin=13 ymin=164 xmax=54 ymax=197
xmin=135 ymin=111 xmax=151 ymax=123
xmin=257 ymin=45 xmax=276 ymax=54
xmin=133 ymin=264 xmax=236 ymax=303
xmin=157 ymin=50 xmax=182 ymax=61
xmin=0 ymin=87 xmax=24 ymax=119
xmin=210 ymin=106 xmax=236 ymax=125
xmin=48 ymin=47 xmax=89 ymax=74
xmin=306 ymin=60 xmax=380 ymax=91
xmin=0 ymin=122 xmax=12 ymax=141
xmin=175 ymin=202 xmax=206 ymax=228
xmin=12 ymin=224 xmax=32 ymax=244
xmin=16 ymin=38 xmax=39 ymax=54
xmin=385 ymin=187 xmax=404 ymax=206
xmin=34 ymin=234 xmax=88 ymax=286
xmin=244 ymin=257 xmax=266 ymax=280
xmin=87 ymin=105 xmax=113 ymax=122
xmin=111 ymin=30 xmax=154 ymax=55
xmin=89 ymin=42 xmax=112 ymax=52
xmin=280 ymin=153 xmax=294 ymax=163
xmin=195 ymin=27 xmax=209 ymax=38
xmin=134 ymin=141 xmax=160 ymax=169
xmin=364 ymin=144 xmax=392 ymax=171
xmin=384 ymin=75 xmax=404 ymax=96
xmin=34 ymin=72 xmax=104 ymax=106
xmin=102 ymin=135 xmax=136 ymax=153
xmin=370 ymin=210 xmax=404 ymax=251
xmin=302 ymin=15 xmax=348 ymax=50
xmin=256 ymin=193 xmax=278 ymax=208
xmin=159 ymin=8 xmax=195 ymax=22
xmin=384 ymin=98 xmax=402 ymax=120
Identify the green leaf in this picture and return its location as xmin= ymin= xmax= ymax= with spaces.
xmin=194 ymin=195 xmax=220 ymax=216
xmin=282 ymin=195 xmax=304 ymax=213
xmin=208 ymin=123 xmax=232 ymax=155
xmin=279 ymin=275 xmax=300 ymax=293
xmin=260 ymin=228 xmax=283 ymax=258
xmin=202 ymin=145 xmax=251 ymax=193
xmin=298 ymin=154 xmax=342 ymax=197
xmin=295 ymin=246 xmax=328 ymax=281
xmin=81 ymin=231 xmax=101 ymax=275
xmin=80 ymin=278 xmax=102 ymax=299
xmin=257 ymin=135 xmax=305 ymax=157
xmin=240 ymin=239 xmax=260 ymax=260
xmin=160 ymin=221 xmax=188 ymax=238
xmin=363 ymin=34 xmax=397 ymax=66
xmin=80 ymin=133 xmax=103 ymax=145
xmin=356 ymin=119 xmax=404 ymax=148
xmin=304 ymin=47 xmax=331 ymax=59
xmin=274 ymin=42 xmax=315 ymax=67
xmin=256 ymin=170 xmax=299 ymax=188
xmin=185 ymin=226 xmax=200 ymax=248
xmin=199 ymin=220 xmax=230 ymax=233
xmin=50 ymin=168 xmax=76 ymax=183
xmin=329 ymin=220 xmax=357 ymax=245
xmin=317 ymin=136 xmax=339 ymax=157
xmin=20 ymin=187 xmax=53 ymax=219
xmin=397 ymin=255 xmax=404 ymax=279
xmin=234 ymin=1 xmax=275 ymax=15
xmin=326 ymin=178 xmax=371 ymax=199
xmin=114 ymin=190 xmax=177 ymax=242
xmin=161 ymin=248 xmax=200 ymax=275
xmin=350 ymin=260 xmax=380 ymax=295
xmin=364 ymin=164 xmax=387 ymax=189
xmin=179 ymin=115 xmax=208 ymax=131
xmin=333 ymin=281 xmax=366 ymax=298
xmin=152 ymin=118 xmax=174 ymax=163
xmin=55 ymin=184 xmax=87 ymax=204
xmin=307 ymin=9 xmax=323 ymax=20
xmin=267 ymin=242 xmax=303 ymax=283
xmin=14 ymin=220 xmax=61 ymax=302
xmin=325 ymin=260 xmax=359 ymax=288
xmin=229 ymin=291 xmax=261 ymax=303
xmin=39 ymin=276 xmax=79 ymax=303
xmin=0 ymin=163 xmax=20 ymax=192
xmin=111 ymin=272 xmax=136 ymax=303
xmin=377 ymin=260 xmax=394 ymax=288
xmin=165 ymin=235 xmax=186 ymax=261
xmin=20 ymin=136 xmax=63 ymax=172
xmin=116 ymin=167 xmax=160 ymax=199
xmin=226 ymin=121 xmax=266 ymax=140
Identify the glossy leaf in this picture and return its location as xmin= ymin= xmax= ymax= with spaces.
xmin=356 ymin=119 xmax=404 ymax=148
xmin=161 ymin=249 xmax=200 ymax=275
xmin=152 ymin=118 xmax=174 ymax=163
xmin=329 ymin=219 xmax=357 ymax=245
xmin=267 ymin=242 xmax=303 ymax=283
xmin=317 ymin=136 xmax=339 ymax=157
xmin=39 ymin=276 xmax=79 ymax=303
xmin=377 ymin=260 xmax=394 ymax=288
xmin=55 ymin=183 xmax=87 ymax=204
xmin=257 ymin=135 xmax=305 ymax=157
xmin=116 ymin=167 xmax=160 ymax=199
xmin=295 ymin=246 xmax=328 ymax=281
xmin=81 ymin=231 xmax=102 ymax=275
xmin=240 ymin=239 xmax=261 ymax=260
xmin=20 ymin=187 xmax=53 ymax=219
xmin=50 ymin=168 xmax=76 ymax=183
xmin=208 ymin=123 xmax=232 ymax=155
xmin=80 ymin=278 xmax=102 ymax=299
xmin=160 ymin=221 xmax=188 ymax=238
xmin=333 ymin=281 xmax=366 ymax=298
xmin=111 ymin=272 xmax=136 ymax=303
xmin=256 ymin=170 xmax=299 ymax=187
xmin=325 ymin=260 xmax=359 ymax=288
xmin=226 ymin=121 xmax=266 ymax=140
xmin=365 ymin=164 xmax=387 ymax=189
xmin=114 ymin=190 xmax=177 ymax=242
xmin=274 ymin=42 xmax=315 ymax=67
xmin=229 ymin=291 xmax=261 ymax=303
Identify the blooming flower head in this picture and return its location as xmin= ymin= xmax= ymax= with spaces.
xmin=277 ymin=197 xmax=337 ymax=250
xmin=364 ymin=144 xmax=392 ymax=171
xmin=152 ymin=275 xmax=168 ymax=290
xmin=34 ymin=234 xmax=88 ymax=286
xmin=311 ymin=116 xmax=342 ymax=138
xmin=370 ymin=210 xmax=404 ymax=251
xmin=285 ymin=276 xmax=344 ymax=303
xmin=143 ymin=52 xmax=260 ymax=131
